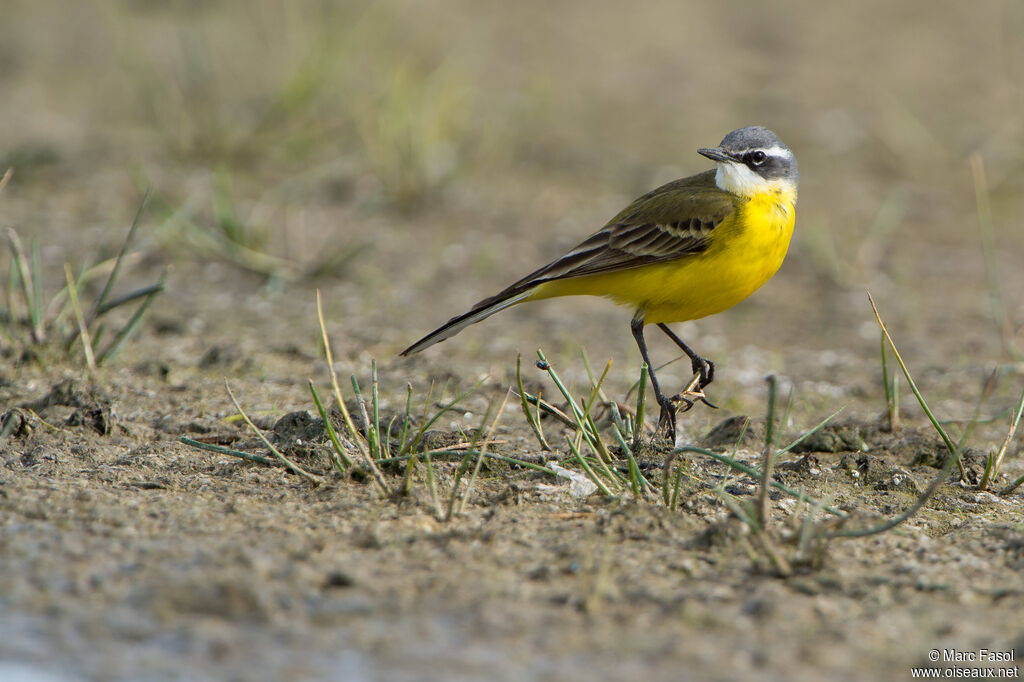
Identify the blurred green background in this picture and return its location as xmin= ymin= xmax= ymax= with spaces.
xmin=2 ymin=1 xmax=1023 ymax=384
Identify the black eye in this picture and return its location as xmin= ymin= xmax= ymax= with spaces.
xmin=748 ymin=150 xmax=767 ymax=165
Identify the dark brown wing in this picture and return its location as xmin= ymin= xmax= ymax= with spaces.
xmin=511 ymin=170 xmax=735 ymax=283
xmin=539 ymin=216 xmax=721 ymax=278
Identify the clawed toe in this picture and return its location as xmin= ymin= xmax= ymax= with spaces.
xmin=692 ymin=357 xmax=716 ymax=389
xmin=669 ymin=387 xmax=715 ymax=412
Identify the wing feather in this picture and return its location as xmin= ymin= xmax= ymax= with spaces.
xmin=520 ymin=171 xmax=735 ymax=281
xmin=401 ymin=169 xmax=736 ymax=355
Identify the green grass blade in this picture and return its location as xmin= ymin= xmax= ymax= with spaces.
xmin=775 ymin=406 xmax=846 ymax=456
xmin=396 ymin=383 xmax=415 ymax=456
xmin=180 ymin=436 xmax=279 ymax=466
xmin=633 ymin=363 xmax=649 ymax=449
xmin=371 ymin=360 xmax=382 ymax=457
xmin=565 ymin=435 xmax=613 ymax=497
xmin=536 ymin=350 xmax=621 ymax=490
xmin=93 ymin=189 xmax=150 ymax=321
xmin=96 ymin=281 xmax=167 ymax=316
xmin=516 ymin=353 xmax=551 ymax=451
xmin=987 ymin=383 xmax=1024 ymax=492
xmin=96 ymin=269 xmax=166 ymax=365
xmin=868 ymin=294 xmax=959 ymax=458
xmin=63 ymin=263 xmax=96 ymax=370
xmin=308 ymin=379 xmax=354 ymax=471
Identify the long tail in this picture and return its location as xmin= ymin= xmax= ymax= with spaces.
xmin=400 ymin=287 xmax=536 ymax=356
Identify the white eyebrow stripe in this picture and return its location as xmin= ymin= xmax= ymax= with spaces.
xmin=730 ymin=145 xmax=792 ymax=160
xmin=762 ymin=145 xmax=792 ymax=158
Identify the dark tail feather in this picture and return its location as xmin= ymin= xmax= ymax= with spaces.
xmin=400 ymin=287 xmax=536 ymax=356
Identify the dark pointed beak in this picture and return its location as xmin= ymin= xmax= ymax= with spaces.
xmin=698 ymin=146 xmax=732 ymax=163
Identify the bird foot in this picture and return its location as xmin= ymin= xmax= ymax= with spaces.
xmin=653 ymin=373 xmax=718 ymax=444
xmin=670 ymin=374 xmax=718 ymax=411
xmin=670 ymin=388 xmax=710 ymax=413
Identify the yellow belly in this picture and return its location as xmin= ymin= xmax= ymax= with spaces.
xmin=529 ymin=189 xmax=796 ymax=324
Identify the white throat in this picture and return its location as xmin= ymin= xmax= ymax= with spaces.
xmin=714 ymin=162 xmax=783 ymax=198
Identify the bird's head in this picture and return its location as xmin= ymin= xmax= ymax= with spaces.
xmin=698 ymin=126 xmax=798 ymax=199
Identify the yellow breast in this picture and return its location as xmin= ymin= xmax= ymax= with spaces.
xmin=531 ymin=187 xmax=796 ymax=324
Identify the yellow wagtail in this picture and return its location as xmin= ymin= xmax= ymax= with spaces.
xmin=402 ymin=126 xmax=798 ymax=441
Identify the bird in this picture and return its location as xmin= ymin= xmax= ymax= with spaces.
xmin=401 ymin=126 xmax=798 ymax=442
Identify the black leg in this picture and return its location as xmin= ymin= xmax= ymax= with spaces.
xmin=631 ymin=317 xmax=677 ymax=441
xmin=656 ymin=323 xmax=715 ymax=387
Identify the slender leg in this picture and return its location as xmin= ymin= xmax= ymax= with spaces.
xmin=656 ymin=323 xmax=715 ymax=387
xmin=630 ymin=316 xmax=677 ymax=441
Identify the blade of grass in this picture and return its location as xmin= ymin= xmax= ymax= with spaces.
xmin=775 ymin=406 xmax=846 ymax=456
xmin=664 ymin=458 xmax=685 ymax=511
xmin=580 ymin=347 xmax=636 ymax=441
xmin=350 ymin=374 xmax=378 ymax=457
xmin=382 ymin=415 xmax=396 ymax=460
xmin=80 ymin=189 xmax=151 ymax=342
xmin=5 ymin=262 xmax=17 ymax=341
xmin=537 ymin=350 xmax=621 ymax=490
xmin=445 ymin=397 xmax=497 ymax=521
xmin=633 ymin=363 xmax=648 ymax=450
xmin=315 ymin=289 xmax=388 ymax=494
xmin=881 ymin=330 xmax=899 ymax=431
xmin=970 ymin=152 xmax=1017 ymax=358
xmin=63 ymin=263 xmax=96 ymax=370
xmin=423 ymin=449 xmax=443 ymax=518
xmin=96 ymin=268 xmax=167 ymax=365
xmin=6 ymin=228 xmax=44 ymax=343
xmin=49 ymin=253 xmax=145 ymax=328
xmin=396 ymin=383 xmax=415 ymax=455
xmin=603 ymin=399 xmax=634 ymax=446
xmin=308 ymin=379 xmax=354 ymax=471
xmin=407 ymin=376 xmax=487 ymax=453
xmin=96 ymin=281 xmax=168 ymax=316
xmin=952 ymin=369 xmax=999 ymax=460
xmin=517 ymin=390 xmax=576 ymax=428
xmin=758 ymin=375 xmax=778 ymax=528
xmin=868 ymin=293 xmax=960 ymax=464
xmin=315 ymin=289 xmax=369 ymax=457
xmin=985 ymin=383 xmax=1024 ymax=492
xmin=516 ymin=352 xmax=551 ymax=450
xmin=565 ymin=434 xmax=614 ymax=497
xmin=180 ymin=436 xmax=280 ymax=466
xmin=598 ymin=408 xmax=649 ymax=498
xmin=224 ymin=380 xmax=321 ymax=485
xmin=623 ymin=355 xmax=682 ymax=403
xmin=457 ymin=388 xmax=513 ymax=515
xmin=371 ymin=360 xmax=382 ymax=455
xmin=1000 ymin=473 xmax=1024 ymax=496
xmin=583 ymin=358 xmax=613 ymax=417
xmin=375 ymin=447 xmax=553 ymax=474
xmin=30 ymin=239 xmax=43 ymax=342
xmin=395 ymin=383 xmax=422 ymax=496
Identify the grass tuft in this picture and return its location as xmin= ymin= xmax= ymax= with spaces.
xmin=4 ymin=191 xmax=165 ymax=366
